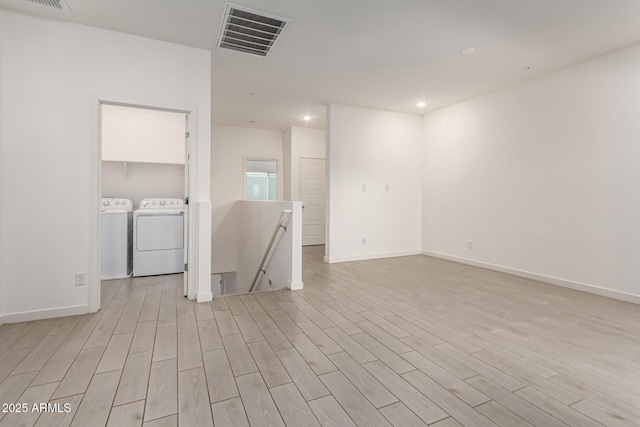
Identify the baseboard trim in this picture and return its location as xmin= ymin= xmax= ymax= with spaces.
xmin=288 ymin=280 xmax=304 ymax=291
xmin=326 ymin=250 xmax=422 ymax=264
xmin=0 ymin=304 xmax=89 ymax=325
xmin=422 ymin=250 xmax=640 ymax=305
xmin=197 ymin=291 xmax=213 ymax=303
xmin=101 ymin=273 xmax=132 ymax=281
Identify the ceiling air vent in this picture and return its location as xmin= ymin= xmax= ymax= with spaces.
xmin=217 ymin=4 xmax=291 ymax=57
xmin=24 ymin=0 xmax=71 ymax=11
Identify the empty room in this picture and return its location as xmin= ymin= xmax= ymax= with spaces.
xmin=1 ymin=1 xmax=639 ymax=426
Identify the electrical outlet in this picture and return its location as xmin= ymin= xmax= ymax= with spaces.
xmin=385 ymin=184 xmax=390 ymax=192
xmin=362 ymin=184 xmax=367 ymax=192
xmin=75 ymin=272 xmax=86 ymax=286
xmin=362 ymin=237 xmax=367 ymax=245
xmin=468 ymin=240 xmax=473 ymax=249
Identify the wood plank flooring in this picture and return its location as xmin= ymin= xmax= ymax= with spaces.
xmin=1 ymin=245 xmax=640 ymax=426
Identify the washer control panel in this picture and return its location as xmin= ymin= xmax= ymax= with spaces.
xmin=101 ymin=198 xmax=133 ymax=212
xmin=139 ymin=198 xmax=184 ymax=209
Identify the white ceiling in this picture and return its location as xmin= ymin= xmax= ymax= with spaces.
xmin=3 ymin=0 xmax=640 ymax=130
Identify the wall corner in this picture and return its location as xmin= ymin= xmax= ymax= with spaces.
xmin=287 ymin=280 xmax=303 ymax=291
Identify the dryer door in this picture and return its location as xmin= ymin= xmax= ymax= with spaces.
xmin=136 ymin=214 xmax=184 ymax=251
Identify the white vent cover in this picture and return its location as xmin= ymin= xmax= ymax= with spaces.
xmin=24 ymin=0 xmax=71 ymax=11
xmin=217 ymin=4 xmax=291 ymax=57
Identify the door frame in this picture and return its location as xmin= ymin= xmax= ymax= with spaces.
xmin=183 ymin=115 xmax=190 ymax=297
xmin=90 ymin=96 xmax=199 ymax=312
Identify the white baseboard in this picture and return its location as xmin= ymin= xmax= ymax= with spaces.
xmin=197 ymin=291 xmax=213 ymax=303
xmin=422 ymin=250 xmax=640 ymax=305
xmin=288 ymin=280 xmax=304 ymax=291
xmin=0 ymin=304 xmax=89 ymax=325
xmin=101 ymin=273 xmax=132 ymax=281
xmin=326 ymin=250 xmax=422 ymax=264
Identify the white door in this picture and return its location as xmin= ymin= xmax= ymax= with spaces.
xmin=301 ymin=158 xmax=326 ymax=246
xmin=183 ymin=116 xmax=190 ymax=296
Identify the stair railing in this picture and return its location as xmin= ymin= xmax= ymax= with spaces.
xmin=248 ymin=209 xmax=292 ymax=292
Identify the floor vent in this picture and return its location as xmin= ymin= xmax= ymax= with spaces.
xmin=24 ymin=0 xmax=71 ymax=11
xmin=217 ymin=3 xmax=291 ymax=57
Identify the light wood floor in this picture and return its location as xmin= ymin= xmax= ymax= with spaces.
xmin=2 ymin=246 xmax=640 ymax=426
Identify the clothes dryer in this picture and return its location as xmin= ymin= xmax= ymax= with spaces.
xmin=133 ymin=198 xmax=184 ymax=277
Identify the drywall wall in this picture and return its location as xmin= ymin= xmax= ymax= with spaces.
xmin=0 ymin=11 xmax=4 ymax=322
xmin=283 ymin=128 xmax=292 ymax=200
xmin=422 ymin=43 xmax=640 ymax=302
xmin=0 ymin=11 xmax=211 ymax=321
xmin=101 ymin=161 xmax=185 ymax=209
xmin=211 ymin=125 xmax=284 ymax=274
xmin=288 ymin=127 xmax=326 ymax=202
xmin=235 ymin=200 xmax=303 ymax=293
xmin=102 ymin=104 xmax=186 ymax=164
xmin=326 ymin=104 xmax=422 ymax=262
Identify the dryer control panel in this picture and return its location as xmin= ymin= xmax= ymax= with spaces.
xmin=139 ymin=198 xmax=184 ymax=209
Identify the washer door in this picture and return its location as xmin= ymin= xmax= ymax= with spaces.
xmin=136 ymin=214 xmax=184 ymax=251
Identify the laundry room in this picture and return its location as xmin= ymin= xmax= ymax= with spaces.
xmin=101 ymin=104 xmax=186 ymax=208
xmin=100 ymin=104 xmax=188 ymax=279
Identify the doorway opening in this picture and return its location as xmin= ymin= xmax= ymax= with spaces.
xmin=96 ymin=101 xmax=193 ymax=310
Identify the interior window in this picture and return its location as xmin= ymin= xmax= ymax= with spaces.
xmin=245 ymin=160 xmax=277 ymax=200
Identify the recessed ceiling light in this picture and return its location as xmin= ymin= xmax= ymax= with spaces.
xmin=416 ymin=101 xmax=427 ymax=108
xmin=460 ymin=47 xmax=475 ymax=56
xmin=302 ymin=115 xmax=311 ymax=121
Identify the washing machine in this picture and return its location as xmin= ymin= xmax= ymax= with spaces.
xmin=133 ymin=198 xmax=185 ymax=277
xmin=101 ymin=198 xmax=133 ymax=280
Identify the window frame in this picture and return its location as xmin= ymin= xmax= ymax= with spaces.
xmin=243 ymin=157 xmax=279 ymax=201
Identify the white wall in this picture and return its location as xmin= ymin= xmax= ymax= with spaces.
xmin=283 ymin=128 xmax=292 ymax=200
xmin=326 ymin=104 xmax=422 ymax=262
xmin=288 ymin=127 xmax=326 ymax=202
xmin=236 ymin=200 xmax=303 ymax=293
xmin=211 ymin=125 xmax=283 ymax=274
xmin=0 ymin=11 xmax=211 ymax=321
xmin=422 ymin=43 xmax=640 ymax=302
xmin=0 ymin=11 xmax=5 ymax=322
xmin=101 ymin=162 xmax=185 ymax=209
